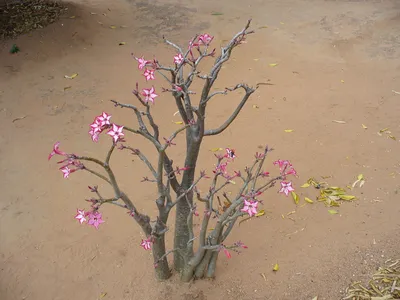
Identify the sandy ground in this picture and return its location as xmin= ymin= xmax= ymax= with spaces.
xmin=1 ymin=0 xmax=400 ymax=299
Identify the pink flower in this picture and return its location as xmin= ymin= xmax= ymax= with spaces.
xmin=141 ymin=238 xmax=152 ymax=250
xmin=225 ymin=148 xmax=236 ymax=160
xmin=260 ymin=171 xmax=270 ymax=177
xmin=48 ymin=142 xmax=66 ymax=160
xmin=285 ymin=167 xmax=298 ymax=177
xmin=141 ymin=87 xmax=158 ymax=104
xmin=74 ymin=209 xmax=87 ymax=224
xmin=273 ymin=159 xmax=292 ymax=172
xmin=241 ymin=200 xmax=258 ymax=217
xmin=279 ymin=181 xmax=295 ymax=196
xmin=223 ymin=247 xmax=231 ymax=259
xmin=107 ymin=124 xmax=124 ymax=143
xmin=173 ymin=53 xmax=184 ymax=65
xmin=60 ymin=166 xmax=71 ymax=178
xmin=214 ymin=162 xmax=228 ymax=175
xmin=198 ymin=33 xmax=214 ymax=45
xmin=136 ymin=56 xmax=149 ymax=70
xmin=90 ymin=119 xmax=103 ymax=134
xmin=143 ymin=69 xmax=155 ymax=81
xmin=234 ymin=241 xmax=248 ymax=249
xmin=97 ymin=112 xmax=112 ymax=126
xmin=88 ymin=129 xmax=100 ymax=142
xmin=87 ymin=211 xmax=105 ymax=229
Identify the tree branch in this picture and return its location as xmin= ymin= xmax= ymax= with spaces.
xmin=204 ymin=84 xmax=256 ymax=136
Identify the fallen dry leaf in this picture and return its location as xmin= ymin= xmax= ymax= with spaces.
xmin=64 ymin=86 xmax=72 ymax=91
xmin=304 ymin=197 xmax=314 ymax=204
xmin=332 ymin=120 xmax=346 ymax=124
xmin=173 ymin=121 xmax=183 ymax=125
xmin=301 ymin=183 xmax=311 ymax=188
xmin=110 ymin=25 xmax=117 ymax=29
xmin=273 ymin=263 xmax=279 ymax=271
xmin=252 ymin=104 xmax=259 ymax=109
xmin=341 ymin=79 xmax=345 ymax=83
xmin=119 ymin=42 xmax=126 ymax=45
xmin=362 ymin=124 xmax=368 ymax=129
xmin=328 ymin=209 xmax=338 ymax=215
xmin=284 ymin=129 xmax=293 ymax=133
xmin=269 ymin=63 xmax=278 ymax=67
xmin=64 ymin=73 xmax=78 ymax=79
xmin=291 ymin=191 xmax=299 ymax=205
xmin=255 ymin=210 xmax=265 ymax=217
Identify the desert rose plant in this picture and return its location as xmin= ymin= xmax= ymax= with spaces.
xmin=49 ymin=20 xmax=298 ymax=281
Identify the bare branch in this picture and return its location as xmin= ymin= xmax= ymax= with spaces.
xmin=119 ymin=145 xmax=157 ymax=179
xmin=204 ymin=84 xmax=256 ymax=136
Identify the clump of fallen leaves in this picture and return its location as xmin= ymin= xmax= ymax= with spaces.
xmin=301 ymin=177 xmax=358 ymax=207
xmin=343 ymin=259 xmax=400 ymax=300
xmin=0 ymin=0 xmax=68 ymax=39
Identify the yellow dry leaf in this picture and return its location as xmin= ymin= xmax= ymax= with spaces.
xmin=312 ymin=297 xmax=318 ymax=300
xmin=258 ymin=25 xmax=268 ymax=29
xmin=284 ymin=129 xmax=293 ymax=133
xmin=253 ymin=58 xmax=259 ymax=61
xmin=110 ymin=25 xmax=117 ymax=29
xmin=210 ymin=147 xmax=223 ymax=152
xmin=328 ymin=209 xmax=338 ymax=215
xmin=340 ymin=80 xmax=345 ymax=83
xmin=269 ymin=63 xmax=278 ymax=67
xmin=255 ymin=210 xmax=265 ymax=217
xmin=99 ymin=292 xmax=107 ymax=298
xmin=357 ymin=174 xmax=364 ymax=181
xmin=228 ymin=180 xmax=236 ymax=185
xmin=287 ymin=211 xmax=296 ymax=216
xmin=252 ymin=104 xmax=259 ymax=109
xmin=273 ymin=263 xmax=279 ymax=271
xmin=379 ymin=128 xmax=389 ymax=133
xmin=291 ymin=191 xmax=299 ymax=205
xmin=209 ymin=228 xmax=214 ymax=231
xmin=280 ymin=22 xmax=285 ymax=25
xmin=69 ymin=15 xmax=76 ymax=19
xmin=332 ymin=120 xmax=346 ymax=124
xmin=389 ymin=135 xmax=396 ymax=140
xmin=90 ymin=12 xmax=97 ymax=15
xmin=119 ymin=42 xmax=126 ymax=45
xmin=304 ymin=197 xmax=314 ymax=204
xmin=362 ymin=124 xmax=368 ymax=129
xmin=64 ymin=86 xmax=72 ymax=91
xmin=281 ymin=214 xmax=285 ymax=219
xmin=64 ymin=73 xmax=78 ymax=79
xmin=301 ymin=183 xmax=310 ymax=188
xmin=173 ymin=121 xmax=183 ymax=125
xmin=340 ymin=195 xmax=355 ymax=201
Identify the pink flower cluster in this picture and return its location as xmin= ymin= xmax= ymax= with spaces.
xmin=88 ymin=112 xmax=125 ymax=143
xmin=48 ymin=142 xmax=83 ymax=178
xmin=273 ymin=159 xmax=297 ymax=196
xmin=75 ymin=209 xmax=105 ymax=229
xmin=133 ymin=56 xmax=159 ymax=104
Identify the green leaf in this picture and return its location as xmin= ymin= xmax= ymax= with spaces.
xmin=211 ymin=12 xmax=223 ymax=15
xmin=340 ymin=195 xmax=355 ymax=201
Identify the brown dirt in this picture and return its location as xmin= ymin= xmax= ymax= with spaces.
xmin=1 ymin=0 xmax=400 ymax=299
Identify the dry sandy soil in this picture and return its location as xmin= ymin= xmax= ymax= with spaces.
xmin=1 ymin=0 xmax=400 ymax=299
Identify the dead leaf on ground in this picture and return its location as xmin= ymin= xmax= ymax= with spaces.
xmin=362 ymin=124 xmax=368 ymax=129
xmin=99 ymin=292 xmax=107 ymax=298
xmin=64 ymin=73 xmax=78 ymax=79
xmin=304 ymin=197 xmax=314 ymax=204
xmin=119 ymin=42 xmax=126 ymax=45
xmin=252 ymin=104 xmax=259 ymax=109
xmin=291 ymin=191 xmax=299 ymax=205
xmin=64 ymin=86 xmax=72 ymax=91
xmin=273 ymin=263 xmax=279 ymax=271
xmin=352 ymin=174 xmax=365 ymax=188
xmin=328 ymin=209 xmax=338 ymax=215
xmin=269 ymin=63 xmax=278 ymax=67
xmin=110 ymin=25 xmax=117 ymax=29
xmin=284 ymin=129 xmax=293 ymax=133
xmin=332 ymin=120 xmax=346 ymax=124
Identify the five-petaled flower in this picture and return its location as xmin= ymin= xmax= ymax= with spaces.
xmin=60 ymin=166 xmax=71 ymax=178
xmin=143 ymin=69 xmax=155 ymax=81
xmin=173 ymin=53 xmax=184 ymax=65
xmin=141 ymin=87 xmax=158 ymax=103
xmin=107 ymin=124 xmax=124 ymax=143
xmin=279 ymin=181 xmax=295 ymax=196
xmin=75 ymin=209 xmax=87 ymax=224
xmin=241 ymin=199 xmax=258 ymax=217
xmin=97 ymin=112 xmax=112 ymax=126
xmin=136 ymin=56 xmax=149 ymax=70
xmin=198 ymin=33 xmax=214 ymax=46
xmin=225 ymin=148 xmax=236 ymax=160
xmin=141 ymin=238 xmax=152 ymax=250
xmin=87 ymin=211 xmax=105 ymax=229
xmin=48 ymin=142 xmax=66 ymax=160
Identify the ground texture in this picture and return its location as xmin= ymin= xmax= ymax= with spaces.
xmin=0 ymin=0 xmax=400 ymax=299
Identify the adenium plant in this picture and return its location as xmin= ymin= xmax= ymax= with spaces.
xmin=49 ymin=20 xmax=298 ymax=282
